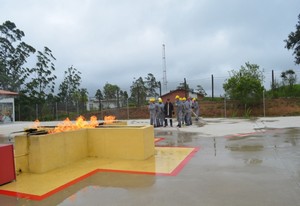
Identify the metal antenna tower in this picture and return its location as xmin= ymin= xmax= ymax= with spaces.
xmin=162 ymin=44 xmax=167 ymax=93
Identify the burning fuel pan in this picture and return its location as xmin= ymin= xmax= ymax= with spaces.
xmin=14 ymin=125 xmax=155 ymax=174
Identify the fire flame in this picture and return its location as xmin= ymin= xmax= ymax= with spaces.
xmin=32 ymin=119 xmax=40 ymax=128
xmin=49 ymin=115 xmax=99 ymax=134
xmin=47 ymin=115 xmax=116 ymax=133
xmin=104 ymin=115 xmax=116 ymax=124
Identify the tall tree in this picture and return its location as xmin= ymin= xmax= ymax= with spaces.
xmin=24 ymin=47 xmax=57 ymax=101
xmin=130 ymin=77 xmax=147 ymax=107
xmin=103 ymin=83 xmax=120 ymax=108
xmin=79 ymin=88 xmax=88 ymax=113
xmin=119 ymin=90 xmax=129 ymax=107
xmin=95 ymin=89 xmax=103 ymax=111
xmin=58 ymin=66 xmax=82 ymax=113
xmin=103 ymin=83 xmax=119 ymax=99
xmin=284 ymin=14 xmax=300 ymax=65
xmin=144 ymin=73 xmax=159 ymax=98
xmin=22 ymin=46 xmax=57 ymax=119
xmin=223 ymin=62 xmax=264 ymax=106
xmin=281 ymin=69 xmax=297 ymax=87
xmin=0 ymin=20 xmax=36 ymax=91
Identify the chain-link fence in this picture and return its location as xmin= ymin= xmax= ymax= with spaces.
xmin=14 ymin=69 xmax=300 ymax=121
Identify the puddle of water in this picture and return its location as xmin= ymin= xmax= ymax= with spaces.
xmin=243 ymin=158 xmax=263 ymax=165
xmin=225 ymin=144 xmax=264 ymax=152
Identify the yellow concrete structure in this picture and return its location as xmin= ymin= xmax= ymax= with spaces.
xmin=88 ymin=125 xmax=154 ymax=160
xmin=0 ymin=146 xmax=198 ymax=200
xmin=14 ymin=125 xmax=155 ymax=174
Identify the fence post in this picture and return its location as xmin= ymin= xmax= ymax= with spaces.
xmin=224 ymin=95 xmax=227 ymax=118
xmin=263 ymin=90 xmax=266 ymax=117
xmin=127 ymin=98 xmax=129 ymax=120
xmin=35 ymin=104 xmax=38 ymax=120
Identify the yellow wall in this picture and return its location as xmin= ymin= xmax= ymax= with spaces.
xmin=14 ymin=125 xmax=154 ymax=174
xmin=28 ymin=129 xmax=88 ymax=173
xmin=88 ymin=126 xmax=155 ymax=160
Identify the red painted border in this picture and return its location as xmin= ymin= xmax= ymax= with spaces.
xmin=154 ymin=137 xmax=165 ymax=143
xmin=0 ymin=146 xmax=200 ymax=201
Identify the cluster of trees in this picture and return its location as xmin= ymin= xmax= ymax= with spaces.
xmin=0 ymin=20 xmax=164 ymax=120
xmin=0 ymin=21 xmax=91 ymax=120
xmin=94 ymin=73 xmax=163 ymax=109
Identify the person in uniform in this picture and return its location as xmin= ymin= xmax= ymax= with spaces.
xmin=175 ymin=95 xmax=183 ymax=128
xmin=164 ymin=98 xmax=174 ymax=127
xmin=148 ymin=98 xmax=157 ymax=127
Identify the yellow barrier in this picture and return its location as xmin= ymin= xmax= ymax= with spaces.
xmin=14 ymin=125 xmax=155 ymax=173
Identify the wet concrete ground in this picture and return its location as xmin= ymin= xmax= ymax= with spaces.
xmin=1 ymin=117 xmax=300 ymax=206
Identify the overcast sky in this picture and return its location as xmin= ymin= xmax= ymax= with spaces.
xmin=1 ymin=0 xmax=300 ymax=96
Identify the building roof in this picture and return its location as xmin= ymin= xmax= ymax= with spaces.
xmin=161 ymin=89 xmax=186 ymax=98
xmin=0 ymin=90 xmax=18 ymax=96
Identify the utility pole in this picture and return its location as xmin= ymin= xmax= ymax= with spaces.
xmin=162 ymin=44 xmax=167 ymax=94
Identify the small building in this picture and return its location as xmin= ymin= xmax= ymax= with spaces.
xmin=87 ymin=97 xmax=125 ymax=111
xmin=160 ymin=89 xmax=203 ymax=103
xmin=0 ymin=90 xmax=18 ymax=123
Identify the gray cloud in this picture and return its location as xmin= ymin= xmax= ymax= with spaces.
xmin=1 ymin=0 xmax=300 ymax=96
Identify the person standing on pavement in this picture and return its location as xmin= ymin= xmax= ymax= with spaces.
xmin=164 ymin=98 xmax=174 ymax=127
xmin=148 ymin=98 xmax=157 ymax=127
xmin=156 ymin=98 xmax=165 ymax=127
xmin=175 ymin=95 xmax=183 ymax=128
xmin=192 ymin=98 xmax=200 ymax=121
xmin=184 ymin=97 xmax=192 ymax=126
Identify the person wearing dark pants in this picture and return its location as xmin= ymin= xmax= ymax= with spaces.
xmin=164 ymin=98 xmax=174 ymax=127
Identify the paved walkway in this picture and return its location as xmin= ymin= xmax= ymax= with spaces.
xmin=0 ymin=116 xmax=300 ymax=206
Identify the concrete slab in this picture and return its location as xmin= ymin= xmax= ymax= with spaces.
xmin=0 ymin=116 xmax=300 ymax=206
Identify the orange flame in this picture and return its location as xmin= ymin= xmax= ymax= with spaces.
xmin=32 ymin=119 xmax=40 ymax=128
xmin=49 ymin=115 xmax=99 ymax=134
xmin=104 ymin=115 xmax=116 ymax=124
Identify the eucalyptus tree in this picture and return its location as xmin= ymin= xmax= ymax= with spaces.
xmin=58 ymin=66 xmax=82 ymax=113
xmin=130 ymin=77 xmax=147 ymax=107
xmin=0 ymin=20 xmax=36 ymax=91
xmin=145 ymin=73 xmax=159 ymax=98
xmin=119 ymin=90 xmax=129 ymax=107
xmin=95 ymin=89 xmax=104 ymax=111
xmin=103 ymin=83 xmax=120 ymax=108
xmin=23 ymin=47 xmax=57 ymax=118
xmin=79 ymin=88 xmax=89 ymax=113
xmin=285 ymin=14 xmax=300 ymax=65
xmin=24 ymin=47 xmax=57 ymax=101
xmin=281 ymin=69 xmax=297 ymax=87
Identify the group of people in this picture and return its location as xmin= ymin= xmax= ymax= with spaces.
xmin=148 ymin=95 xmax=200 ymax=128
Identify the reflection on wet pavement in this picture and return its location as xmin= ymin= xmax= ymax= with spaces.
xmin=1 ymin=127 xmax=300 ymax=206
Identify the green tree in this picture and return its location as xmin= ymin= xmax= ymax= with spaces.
xmin=95 ymin=89 xmax=103 ymax=111
xmin=281 ymin=69 xmax=297 ymax=87
xmin=119 ymin=90 xmax=129 ymax=107
xmin=284 ymin=14 xmax=300 ymax=65
xmin=223 ymin=62 xmax=264 ymax=106
xmin=103 ymin=83 xmax=120 ymax=108
xmin=145 ymin=73 xmax=159 ymax=98
xmin=130 ymin=77 xmax=147 ymax=107
xmin=0 ymin=20 xmax=36 ymax=91
xmin=23 ymin=47 xmax=57 ymax=119
xmin=79 ymin=88 xmax=88 ymax=113
xmin=58 ymin=66 xmax=82 ymax=114
xmin=24 ymin=47 xmax=57 ymax=100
